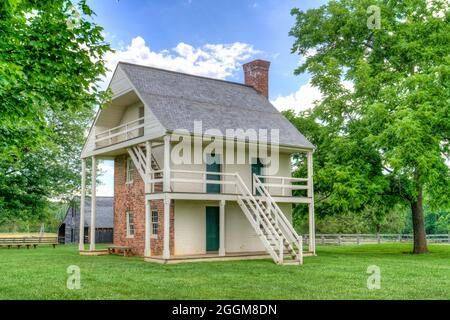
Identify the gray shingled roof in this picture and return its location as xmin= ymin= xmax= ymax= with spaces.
xmin=119 ymin=62 xmax=314 ymax=149
xmin=63 ymin=197 xmax=114 ymax=229
xmin=83 ymin=197 xmax=114 ymax=228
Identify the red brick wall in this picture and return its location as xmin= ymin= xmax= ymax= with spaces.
xmin=149 ymin=199 xmax=174 ymax=256
xmin=243 ymin=59 xmax=270 ymax=98
xmin=114 ymin=154 xmax=174 ymax=256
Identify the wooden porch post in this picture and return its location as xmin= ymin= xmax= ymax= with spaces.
xmin=145 ymin=140 xmax=153 ymax=193
xmin=78 ymin=158 xmax=86 ymax=251
xmin=163 ymin=135 xmax=171 ymax=192
xmin=307 ymin=151 xmax=316 ymax=254
xmin=89 ymin=155 xmax=97 ymax=251
xmin=163 ymin=195 xmax=171 ymax=259
xmin=144 ymin=199 xmax=151 ymax=257
xmin=219 ymin=199 xmax=226 ymax=256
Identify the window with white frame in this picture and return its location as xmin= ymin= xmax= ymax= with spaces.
xmin=126 ymin=157 xmax=134 ymax=183
xmin=151 ymin=209 xmax=158 ymax=238
xmin=126 ymin=211 xmax=135 ymax=237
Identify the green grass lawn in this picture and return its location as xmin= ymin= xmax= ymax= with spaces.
xmin=0 ymin=244 xmax=449 ymax=300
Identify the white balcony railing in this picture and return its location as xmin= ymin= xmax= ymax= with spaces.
xmin=145 ymin=169 xmax=308 ymax=197
xmin=95 ymin=117 xmax=145 ymax=149
xmin=170 ymin=170 xmax=238 ymax=194
xmin=252 ymin=175 xmax=309 ymax=196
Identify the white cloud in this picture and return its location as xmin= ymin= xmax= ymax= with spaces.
xmin=102 ymin=36 xmax=260 ymax=86
xmin=271 ymin=80 xmax=322 ymax=113
xmin=271 ymin=80 xmax=354 ymax=113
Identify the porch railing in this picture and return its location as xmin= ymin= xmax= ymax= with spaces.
xmin=95 ymin=117 xmax=145 ymax=148
xmin=252 ymin=175 xmax=309 ymax=196
xmin=145 ymin=169 xmax=308 ymax=197
xmin=170 ymin=169 xmax=238 ymax=193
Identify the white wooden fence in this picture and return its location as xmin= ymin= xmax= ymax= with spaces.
xmin=304 ymin=234 xmax=450 ymax=245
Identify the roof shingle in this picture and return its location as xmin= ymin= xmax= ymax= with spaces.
xmin=119 ymin=62 xmax=314 ymax=149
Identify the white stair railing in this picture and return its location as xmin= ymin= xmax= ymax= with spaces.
xmin=127 ymin=145 xmax=164 ymax=191
xmin=234 ymin=173 xmax=282 ymax=263
xmin=253 ymin=174 xmax=303 ymax=265
xmin=234 ymin=173 xmax=302 ymax=265
xmin=127 ymin=146 xmax=148 ymax=183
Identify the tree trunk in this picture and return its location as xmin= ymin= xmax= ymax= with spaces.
xmin=410 ymin=186 xmax=428 ymax=254
xmin=375 ymin=224 xmax=381 ymax=234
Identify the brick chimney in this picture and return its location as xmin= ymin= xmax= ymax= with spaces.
xmin=243 ymin=59 xmax=270 ymax=98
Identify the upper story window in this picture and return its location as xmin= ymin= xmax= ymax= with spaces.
xmin=126 ymin=157 xmax=134 ymax=183
xmin=126 ymin=211 xmax=135 ymax=238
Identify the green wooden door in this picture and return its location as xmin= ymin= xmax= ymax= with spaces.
xmin=206 ymin=207 xmax=220 ymax=252
xmin=251 ymin=158 xmax=264 ymax=195
xmin=206 ymin=154 xmax=221 ymax=194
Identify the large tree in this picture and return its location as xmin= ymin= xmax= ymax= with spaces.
xmin=289 ymin=0 xmax=449 ymax=253
xmin=0 ymin=1 xmax=110 ymax=224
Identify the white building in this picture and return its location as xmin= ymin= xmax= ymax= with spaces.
xmin=79 ymin=60 xmax=316 ymax=265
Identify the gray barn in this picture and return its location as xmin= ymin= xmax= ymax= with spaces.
xmin=58 ymin=197 xmax=114 ymax=244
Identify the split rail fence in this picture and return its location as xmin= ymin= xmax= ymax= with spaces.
xmin=304 ymin=234 xmax=450 ymax=245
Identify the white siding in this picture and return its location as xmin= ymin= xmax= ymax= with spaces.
xmin=224 ymin=202 xmax=264 ymax=252
xmin=119 ymin=102 xmax=142 ymax=125
xmin=174 ymin=200 xmax=207 ymax=255
xmin=110 ymin=66 xmax=132 ymax=97
xmin=173 ymin=200 xmax=293 ymax=256
xmin=264 ymin=153 xmax=293 ymax=196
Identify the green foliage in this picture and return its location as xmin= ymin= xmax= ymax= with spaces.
xmin=402 ymin=208 xmax=450 ymax=234
xmin=0 ymin=200 xmax=68 ymax=233
xmin=0 ymin=1 xmax=111 ymax=223
xmin=288 ymin=0 xmax=450 ymax=240
xmin=0 ymin=0 xmax=110 ymax=160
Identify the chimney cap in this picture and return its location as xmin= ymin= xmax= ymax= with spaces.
xmin=243 ymin=59 xmax=271 ymax=68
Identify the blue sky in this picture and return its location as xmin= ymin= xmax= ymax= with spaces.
xmin=90 ymin=0 xmax=326 ymax=195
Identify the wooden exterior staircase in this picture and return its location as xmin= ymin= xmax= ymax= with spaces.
xmin=235 ymin=174 xmax=303 ymax=265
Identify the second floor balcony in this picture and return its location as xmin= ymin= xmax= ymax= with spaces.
xmin=95 ymin=117 xmax=145 ymax=149
xmin=124 ymin=138 xmax=314 ymax=203
xmin=145 ymin=169 xmax=310 ymax=201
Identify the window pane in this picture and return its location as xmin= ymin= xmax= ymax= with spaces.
xmin=151 ymin=210 xmax=158 ymax=235
xmin=126 ymin=158 xmax=134 ymax=183
xmin=127 ymin=212 xmax=135 ymax=236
